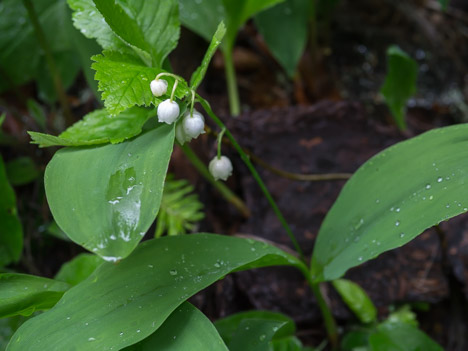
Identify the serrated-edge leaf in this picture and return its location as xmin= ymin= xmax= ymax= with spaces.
xmin=92 ymin=51 xmax=190 ymax=116
xmin=92 ymin=0 xmax=151 ymax=56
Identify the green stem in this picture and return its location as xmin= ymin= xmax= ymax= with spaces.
xmin=22 ymin=0 xmax=73 ymax=126
xmin=217 ymin=128 xmax=226 ymax=159
xmin=198 ymin=96 xmax=305 ymax=261
xmin=308 ymin=279 xmax=339 ymax=350
xmin=222 ymin=48 xmax=240 ymax=116
xmin=180 ymin=143 xmax=250 ymax=218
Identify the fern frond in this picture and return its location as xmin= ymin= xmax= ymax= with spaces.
xmin=155 ymin=175 xmax=204 ymax=237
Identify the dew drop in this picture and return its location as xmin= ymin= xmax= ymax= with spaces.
xmin=259 ymin=334 xmax=266 ymax=341
xmin=425 ymin=184 xmax=431 ymax=189
xmin=395 ymin=220 xmax=400 ymax=226
xmin=437 ymin=177 xmax=443 ymax=183
xmin=169 ymin=269 xmax=177 ymax=276
xmin=88 ymin=337 xmax=96 ymax=342
xmin=399 ymin=233 xmax=405 ymax=238
xmin=358 ymin=256 xmax=363 ymax=262
xmin=395 ymin=207 xmax=400 ymax=213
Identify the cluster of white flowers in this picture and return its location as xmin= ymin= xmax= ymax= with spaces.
xmin=150 ymin=78 xmax=233 ymax=181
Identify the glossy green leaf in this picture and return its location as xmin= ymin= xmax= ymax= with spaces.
xmin=179 ymin=0 xmax=225 ymax=42
xmin=0 ymin=156 xmax=23 ymax=267
xmin=5 ymin=157 xmax=40 ymax=186
xmin=179 ymin=0 xmax=283 ymax=48
xmin=222 ymin=0 xmax=284 ymax=47
xmin=30 ymin=107 xmax=153 ymax=147
xmin=190 ymin=22 xmax=226 ymax=90
xmin=55 ymin=253 xmax=103 ymax=286
xmin=369 ymin=322 xmax=443 ymax=351
xmin=44 ymin=125 xmax=175 ymax=261
xmin=271 ymin=336 xmax=313 ymax=351
xmin=341 ymin=330 xmax=371 ymax=351
xmin=380 ymin=46 xmax=418 ymax=130
xmin=332 ymin=279 xmax=377 ymax=324
xmin=67 ymin=0 xmax=133 ymax=54
xmin=92 ymin=51 xmax=190 ymax=116
xmin=124 ymin=302 xmax=228 ymax=351
xmin=229 ymin=319 xmax=287 ymax=351
xmin=8 ymin=234 xmax=305 ymax=351
xmin=0 ymin=274 xmax=69 ymax=318
xmin=215 ymin=310 xmax=295 ymax=346
xmin=311 ymin=124 xmax=468 ymax=282
xmin=255 ymin=0 xmax=309 ymax=78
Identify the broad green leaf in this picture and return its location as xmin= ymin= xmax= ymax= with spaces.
xmin=30 ymin=107 xmax=154 ymax=147
xmin=5 ymin=157 xmax=40 ymax=186
xmin=229 ymin=319 xmax=288 ymax=351
xmin=215 ymin=310 xmax=295 ymax=346
xmin=92 ymin=51 xmax=190 ymax=116
xmin=8 ymin=234 xmax=305 ymax=351
xmin=179 ymin=0 xmax=225 ymax=42
xmin=124 ymin=302 xmax=228 ymax=351
xmin=222 ymin=0 xmax=284 ymax=47
xmin=311 ymin=124 xmax=468 ymax=282
xmin=332 ymin=279 xmax=377 ymax=324
xmin=44 ymin=125 xmax=175 ymax=260
xmin=0 ymin=274 xmax=69 ymax=318
xmin=272 ymin=336 xmax=313 ymax=351
xmin=369 ymin=322 xmax=443 ymax=351
xmin=380 ymin=46 xmax=418 ymax=131
xmin=55 ymin=253 xmax=103 ymax=286
xmin=0 ymin=0 xmax=81 ymax=94
xmin=255 ymin=0 xmax=309 ymax=78
xmin=67 ymin=0 xmax=132 ymax=54
xmin=190 ymin=22 xmax=226 ymax=90
xmin=0 ymin=156 xmax=23 ymax=267
xmin=179 ymin=0 xmax=283 ymax=48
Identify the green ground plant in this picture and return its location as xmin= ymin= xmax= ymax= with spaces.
xmin=0 ymin=0 xmax=462 ymax=350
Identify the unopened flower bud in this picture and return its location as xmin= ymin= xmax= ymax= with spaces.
xmin=150 ymin=78 xmax=168 ymax=97
xmin=157 ymin=100 xmax=180 ymax=124
xmin=209 ymin=155 xmax=233 ymax=181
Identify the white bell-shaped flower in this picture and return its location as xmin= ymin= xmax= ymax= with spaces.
xmin=157 ymin=100 xmax=180 ymax=124
xmin=183 ymin=110 xmax=205 ymax=138
xmin=150 ymin=78 xmax=168 ymax=97
xmin=209 ymin=155 xmax=233 ymax=181
xmin=175 ymin=122 xmax=188 ymax=145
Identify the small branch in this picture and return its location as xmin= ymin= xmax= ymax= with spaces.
xmin=22 ymin=0 xmax=73 ymax=126
xmin=205 ymin=126 xmax=352 ymax=182
xmin=180 ymin=143 xmax=251 ymax=218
